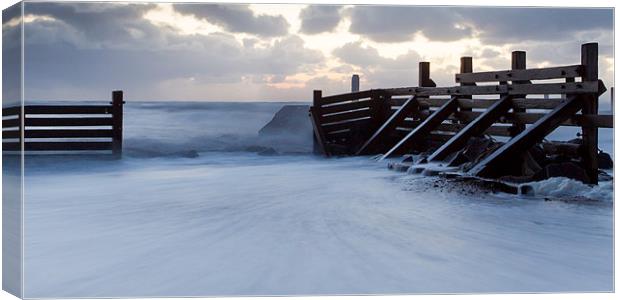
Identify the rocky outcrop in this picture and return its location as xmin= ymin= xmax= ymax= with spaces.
xmin=257 ymin=105 xmax=313 ymax=153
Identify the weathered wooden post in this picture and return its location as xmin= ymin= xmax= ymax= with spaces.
xmin=459 ymin=57 xmax=473 ymax=123
xmin=111 ymin=90 xmax=124 ymax=157
xmin=419 ymin=62 xmax=436 ymax=87
xmin=351 ymin=74 xmax=360 ymax=92
xmin=511 ymin=51 xmax=527 ymax=135
xmin=311 ymin=90 xmax=329 ymax=156
xmin=581 ymin=42 xmax=599 ymax=184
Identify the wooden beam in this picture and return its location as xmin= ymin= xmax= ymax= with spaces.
xmin=455 ymin=64 xmax=582 ymax=84
xmin=24 ymin=105 xmax=111 ymax=115
xmin=428 ymin=95 xmax=514 ymax=162
xmin=395 ymin=97 xmax=564 ymax=110
xmin=2 ymin=106 xmax=21 ymax=116
xmin=320 ymin=99 xmax=372 ymax=115
xmin=454 ymin=110 xmax=612 ymax=128
xmin=469 ymin=95 xmax=583 ymax=179
xmin=3 ymin=142 xmax=114 ymax=151
xmin=381 ymin=96 xmax=459 ymax=159
xmin=318 ymin=90 xmax=374 ymax=106
xmin=25 ymin=117 xmax=113 ymax=127
xmin=321 ymin=109 xmax=371 ymax=124
xmin=385 ymin=81 xmax=600 ymax=96
xmin=323 ymin=118 xmax=372 ymax=133
xmin=511 ymin=51 xmax=528 ymax=136
xmin=580 ymin=42 xmax=599 ymax=184
xmin=311 ymin=90 xmax=329 ymax=156
xmin=111 ymin=90 xmax=123 ymax=157
xmin=356 ymin=96 xmax=418 ymax=155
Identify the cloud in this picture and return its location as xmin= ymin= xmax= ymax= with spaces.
xmin=346 ymin=6 xmax=613 ymax=43
xmin=332 ymin=42 xmax=425 ymax=87
xmin=24 ymin=2 xmax=160 ymax=49
xmin=461 ymin=7 xmax=613 ymax=43
xmin=347 ymin=6 xmax=472 ymax=43
xmin=172 ymin=3 xmax=289 ymax=37
xmin=299 ymin=5 xmax=342 ymax=34
xmin=22 ymin=3 xmax=323 ymax=100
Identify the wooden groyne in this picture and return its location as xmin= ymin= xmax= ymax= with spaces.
xmin=310 ymin=43 xmax=612 ymax=185
xmin=2 ymin=90 xmax=125 ymax=156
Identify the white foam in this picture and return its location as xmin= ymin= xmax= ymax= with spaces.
xmin=524 ymin=177 xmax=613 ymax=202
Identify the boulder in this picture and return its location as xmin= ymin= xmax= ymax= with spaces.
xmin=258 ymin=105 xmax=313 ymax=153
xmin=536 ymin=162 xmax=590 ymax=183
xmin=598 ymin=151 xmax=613 ymax=169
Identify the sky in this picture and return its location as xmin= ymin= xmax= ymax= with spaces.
xmin=1 ymin=1 xmax=615 ymax=103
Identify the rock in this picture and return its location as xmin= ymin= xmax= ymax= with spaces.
xmin=258 ymin=105 xmax=313 ymax=153
xmin=598 ymin=151 xmax=613 ymax=169
xmin=536 ymin=162 xmax=590 ymax=183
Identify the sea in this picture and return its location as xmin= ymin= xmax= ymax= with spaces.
xmin=7 ymin=101 xmax=613 ymax=297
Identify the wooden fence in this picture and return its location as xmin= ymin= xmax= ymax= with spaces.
xmin=310 ymin=43 xmax=612 ymax=184
xmin=2 ymin=90 xmax=124 ymax=156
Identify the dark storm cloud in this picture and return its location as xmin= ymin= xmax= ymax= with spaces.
xmin=347 ymin=6 xmax=472 ymax=43
xmin=21 ymin=3 xmax=323 ymax=100
xmin=24 ymin=2 xmax=159 ymax=48
xmin=346 ymin=6 xmax=613 ymax=43
xmin=299 ymin=5 xmax=342 ymax=34
xmin=172 ymin=4 xmax=289 ymax=37
xmin=462 ymin=7 xmax=613 ymax=43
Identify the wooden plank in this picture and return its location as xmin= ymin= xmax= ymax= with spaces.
xmin=321 ymin=109 xmax=371 ymax=124
xmin=428 ymin=95 xmax=514 ymax=162
xmin=469 ymin=95 xmax=583 ymax=179
xmin=1 ymin=129 xmax=21 ymax=139
xmin=318 ymin=90 xmax=374 ymax=106
xmin=385 ymin=81 xmax=600 ymax=96
xmin=454 ymin=111 xmax=612 ymax=128
xmin=320 ymin=100 xmax=372 ymax=115
xmin=3 ymin=118 xmax=20 ymax=128
xmin=19 ymin=129 xmax=113 ymax=138
xmin=25 ymin=117 xmax=113 ymax=127
xmin=322 ymin=118 xmax=372 ymax=133
xmin=2 ymin=106 xmax=21 ymax=116
xmin=25 ymin=105 xmax=111 ymax=115
xmin=413 ymin=97 xmax=563 ymax=109
xmin=325 ymin=130 xmax=350 ymax=140
xmin=433 ymin=123 xmax=512 ymax=136
xmin=455 ymin=64 xmax=582 ymax=84
xmin=356 ymin=96 xmax=418 ymax=155
xmin=3 ymin=141 xmax=113 ymax=151
xmin=26 ymin=142 xmax=113 ymax=151
xmin=389 ymin=97 xmax=409 ymax=106
xmin=382 ymin=97 xmax=459 ymax=159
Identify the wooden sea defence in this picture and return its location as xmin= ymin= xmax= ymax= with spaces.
xmin=2 ymin=90 xmax=125 ymax=156
xmin=310 ymin=43 xmax=612 ymax=184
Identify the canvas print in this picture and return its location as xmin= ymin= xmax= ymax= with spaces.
xmin=1 ymin=1 xmax=615 ymax=298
